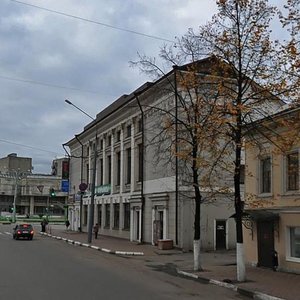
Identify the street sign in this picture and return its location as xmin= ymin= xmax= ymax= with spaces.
xmin=61 ymin=180 xmax=69 ymax=192
xmin=37 ymin=185 xmax=44 ymax=193
xmin=79 ymin=182 xmax=88 ymax=191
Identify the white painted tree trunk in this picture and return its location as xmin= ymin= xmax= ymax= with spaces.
xmin=193 ymin=239 xmax=202 ymax=271
xmin=236 ymin=242 xmax=246 ymax=282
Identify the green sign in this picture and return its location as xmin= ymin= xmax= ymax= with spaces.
xmin=95 ymin=184 xmax=111 ymax=196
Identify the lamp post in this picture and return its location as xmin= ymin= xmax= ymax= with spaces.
xmin=75 ymin=135 xmax=84 ymax=232
xmin=12 ymin=170 xmax=19 ymax=223
xmin=65 ymin=99 xmax=97 ymax=244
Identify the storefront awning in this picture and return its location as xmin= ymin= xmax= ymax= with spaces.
xmin=244 ymin=209 xmax=280 ymax=221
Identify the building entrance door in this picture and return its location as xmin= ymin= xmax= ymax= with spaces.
xmin=257 ymin=220 xmax=274 ymax=268
xmin=216 ymin=220 xmax=226 ymax=250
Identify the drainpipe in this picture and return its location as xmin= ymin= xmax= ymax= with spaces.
xmin=134 ymin=93 xmax=145 ymax=243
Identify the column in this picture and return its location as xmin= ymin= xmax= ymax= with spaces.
xmin=110 ymin=133 xmax=114 ymax=194
xmin=30 ymin=196 xmax=34 ymax=215
xmin=130 ymin=207 xmax=134 ymax=241
xmin=130 ymin=120 xmax=135 ymax=193
xmin=120 ymin=126 xmax=124 ymax=193
xmin=152 ymin=207 xmax=155 ymax=245
xmin=163 ymin=207 xmax=168 ymax=239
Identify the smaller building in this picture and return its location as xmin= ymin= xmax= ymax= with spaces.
xmin=244 ymin=106 xmax=300 ymax=273
xmin=0 ymin=154 xmax=69 ymax=217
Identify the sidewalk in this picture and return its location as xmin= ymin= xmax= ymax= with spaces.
xmin=41 ymin=227 xmax=300 ymax=300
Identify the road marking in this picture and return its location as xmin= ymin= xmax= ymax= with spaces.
xmin=5 ymin=232 xmax=11 ymax=235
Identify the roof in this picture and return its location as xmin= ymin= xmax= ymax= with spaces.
xmin=65 ymin=55 xmax=284 ymax=146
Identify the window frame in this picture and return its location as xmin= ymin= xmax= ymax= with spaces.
xmin=105 ymin=203 xmax=110 ymax=228
xmin=259 ymin=156 xmax=272 ymax=195
xmin=285 ymin=151 xmax=299 ymax=192
xmin=126 ymin=148 xmax=131 ymax=184
xmin=286 ymin=226 xmax=300 ymax=263
xmin=123 ymin=203 xmax=130 ymax=230
xmin=113 ymin=203 xmax=120 ymax=229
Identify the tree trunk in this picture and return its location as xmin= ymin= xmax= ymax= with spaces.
xmin=194 ymin=239 xmax=202 ymax=271
xmin=234 ymin=122 xmax=246 ymax=282
xmin=236 ymin=242 xmax=246 ymax=281
xmin=193 ymin=168 xmax=203 ymax=271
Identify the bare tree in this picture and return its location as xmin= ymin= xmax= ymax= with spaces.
xmin=188 ymin=0 xmax=296 ymax=282
xmin=132 ymin=51 xmax=235 ymax=271
xmin=132 ymin=0 xmax=298 ymax=278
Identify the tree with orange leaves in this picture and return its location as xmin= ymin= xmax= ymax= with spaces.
xmin=132 ymin=0 xmax=296 ymax=279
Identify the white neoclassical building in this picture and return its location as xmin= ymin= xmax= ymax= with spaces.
xmin=65 ymin=58 xmax=237 ymax=251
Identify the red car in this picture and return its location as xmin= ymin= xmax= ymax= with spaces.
xmin=13 ymin=224 xmax=34 ymax=240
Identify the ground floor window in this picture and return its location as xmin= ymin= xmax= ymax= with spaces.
xmin=290 ymin=227 xmax=300 ymax=258
xmin=83 ymin=206 xmax=88 ymax=225
xmin=123 ymin=203 xmax=130 ymax=230
xmin=113 ymin=203 xmax=120 ymax=229
xmin=97 ymin=205 xmax=102 ymax=228
xmin=105 ymin=204 xmax=110 ymax=228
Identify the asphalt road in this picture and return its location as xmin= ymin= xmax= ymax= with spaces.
xmin=0 ymin=224 xmax=247 ymax=300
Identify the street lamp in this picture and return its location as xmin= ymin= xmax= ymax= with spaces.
xmin=12 ymin=170 xmax=20 ymax=223
xmin=65 ymin=99 xmax=97 ymax=244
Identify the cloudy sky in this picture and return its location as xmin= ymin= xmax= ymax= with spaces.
xmin=0 ymin=0 xmax=284 ymax=174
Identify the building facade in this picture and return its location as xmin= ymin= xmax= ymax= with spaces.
xmin=244 ymin=106 xmax=300 ymax=273
xmin=65 ymin=59 xmax=238 ymax=251
xmin=0 ymin=154 xmax=68 ymax=217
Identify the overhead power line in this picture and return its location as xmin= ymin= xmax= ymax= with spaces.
xmin=10 ymin=0 xmax=175 ymax=43
xmin=0 ymin=139 xmax=63 ymax=156
xmin=0 ymin=74 xmax=101 ymax=94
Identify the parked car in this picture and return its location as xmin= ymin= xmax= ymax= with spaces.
xmin=13 ymin=224 xmax=34 ymax=240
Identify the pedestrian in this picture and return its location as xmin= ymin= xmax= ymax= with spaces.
xmin=93 ymin=223 xmax=99 ymax=239
xmin=272 ymin=250 xmax=278 ymax=271
xmin=41 ymin=219 xmax=47 ymax=232
xmin=65 ymin=219 xmax=70 ymax=230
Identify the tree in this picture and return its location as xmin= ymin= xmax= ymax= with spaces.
xmin=190 ymin=0 xmax=294 ymax=282
xmin=132 ymin=0 xmax=297 ymax=278
xmin=132 ymin=54 xmax=235 ymax=271
xmin=279 ymin=0 xmax=300 ymax=103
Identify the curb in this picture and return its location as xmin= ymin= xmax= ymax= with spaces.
xmin=176 ymin=270 xmax=285 ymax=300
xmin=39 ymin=232 xmax=144 ymax=256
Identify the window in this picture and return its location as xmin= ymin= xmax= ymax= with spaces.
xmin=86 ymin=163 xmax=89 ymax=185
xmin=116 ymin=130 xmax=121 ymax=142
xmin=123 ymin=203 xmax=130 ymax=230
xmin=260 ymin=157 xmax=271 ymax=193
xmin=138 ymin=144 xmax=143 ymax=182
xmin=97 ymin=205 xmax=102 ymax=228
xmin=107 ymin=135 xmax=111 ymax=147
xmin=107 ymin=155 xmax=112 ymax=184
xmin=105 ymin=204 xmax=110 ymax=228
xmin=287 ymin=152 xmax=299 ymax=191
xmin=116 ymin=151 xmax=121 ymax=186
xmin=113 ymin=203 xmax=120 ymax=229
xmin=290 ymin=227 xmax=300 ymax=258
xmin=138 ymin=119 xmax=143 ymax=133
xmin=100 ymin=139 xmax=103 ymax=150
xmin=126 ymin=125 xmax=131 ymax=138
xmin=99 ymin=159 xmax=103 ymax=185
xmin=240 ymin=164 xmax=245 ymax=184
xmin=126 ymin=148 xmax=131 ymax=184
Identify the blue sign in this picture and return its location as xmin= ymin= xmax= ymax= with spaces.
xmin=61 ymin=180 xmax=69 ymax=192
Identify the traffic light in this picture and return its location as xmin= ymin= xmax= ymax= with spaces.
xmin=50 ymin=188 xmax=56 ymax=197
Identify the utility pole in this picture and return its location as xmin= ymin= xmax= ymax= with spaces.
xmin=65 ymin=99 xmax=97 ymax=244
